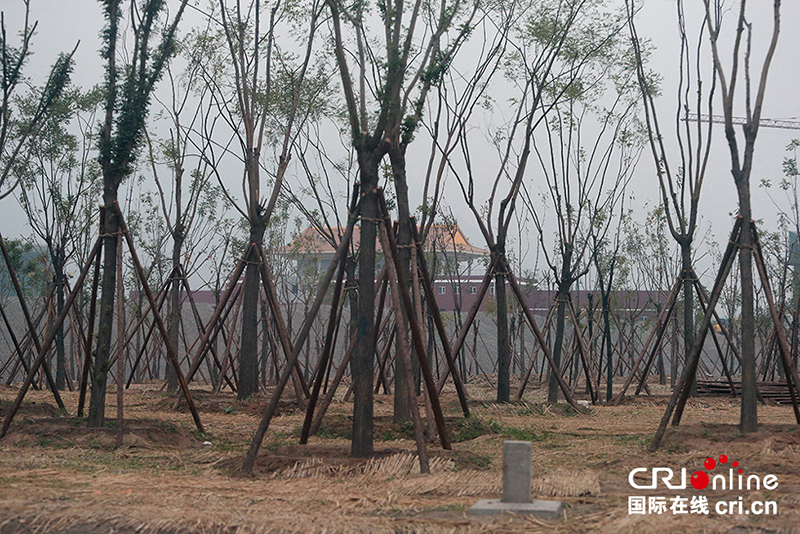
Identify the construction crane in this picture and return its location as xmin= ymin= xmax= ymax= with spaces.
xmin=683 ymin=112 xmax=800 ymax=130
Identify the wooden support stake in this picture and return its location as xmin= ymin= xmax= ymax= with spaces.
xmin=566 ymin=300 xmax=597 ymax=403
xmin=182 ymin=245 xmax=252 ymax=385
xmin=0 ymin=233 xmax=65 ymax=408
xmin=515 ymin=301 xmax=555 ymax=400
xmin=504 ymin=262 xmax=581 ymax=411
xmin=378 ymin=189 xmax=450 ymax=450
xmin=751 ymin=223 xmax=800 ymax=423
xmin=410 ymin=222 xmax=470 ymax=417
xmin=241 ymin=213 xmax=358 ymax=473
xmin=436 ymin=257 xmax=498 ymax=394
xmin=115 ymin=204 xmax=205 ymax=436
xmin=380 ymin=222 xmax=430 ymax=472
xmin=613 ymin=276 xmax=682 ymax=404
xmin=1 ymin=237 xmax=102 ymax=438
xmin=650 ymin=217 xmax=742 ymax=450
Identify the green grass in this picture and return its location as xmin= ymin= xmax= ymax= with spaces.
xmin=489 ymin=420 xmax=551 ymax=442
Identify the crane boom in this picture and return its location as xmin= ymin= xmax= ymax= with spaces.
xmin=683 ymin=112 xmax=800 ymax=130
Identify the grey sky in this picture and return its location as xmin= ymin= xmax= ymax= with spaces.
xmin=2 ymin=0 xmax=799 ymax=285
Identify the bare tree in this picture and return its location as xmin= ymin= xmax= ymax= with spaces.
xmin=445 ymin=0 xmax=628 ymax=402
xmin=627 ymin=0 xmax=717 ymax=396
xmin=701 ymin=0 xmax=782 ymax=432
xmin=526 ymin=85 xmax=641 ymax=403
xmin=188 ymin=0 xmax=326 ymax=400
xmin=325 ymin=0 xmax=479 ymax=453
xmin=88 ymin=0 xmax=190 ymax=427
xmin=0 ymin=0 xmax=75 ymax=200
xmin=14 ymin=87 xmax=101 ymax=389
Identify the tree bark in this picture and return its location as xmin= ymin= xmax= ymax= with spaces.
xmin=54 ymin=254 xmax=66 ymax=391
xmin=238 ymin=222 xmax=266 ymax=400
xmin=738 ymin=185 xmax=758 ymax=432
xmin=88 ymin=202 xmax=120 ymax=427
xmin=351 ymin=160 xmax=380 ymax=457
xmin=390 ymin=147 xmax=417 ymax=422
xmin=495 ymin=248 xmax=510 ymax=403
xmin=681 ymin=242 xmax=696 ymax=396
xmin=166 ymin=232 xmax=184 ymax=392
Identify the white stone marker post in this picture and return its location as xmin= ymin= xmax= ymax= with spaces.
xmin=469 ymin=440 xmax=564 ymax=518
xmin=502 ymin=440 xmax=532 ymax=503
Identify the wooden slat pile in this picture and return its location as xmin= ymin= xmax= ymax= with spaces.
xmin=696 ymin=379 xmax=795 ymax=404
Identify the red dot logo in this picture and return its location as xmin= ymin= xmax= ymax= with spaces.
xmin=704 ymin=457 xmax=717 ymax=470
xmin=738 ymin=468 xmax=743 ymax=474
xmin=719 ymin=454 xmax=728 ymax=464
xmin=733 ymin=461 xmax=739 ymax=467
xmin=691 ymin=470 xmax=710 ymax=490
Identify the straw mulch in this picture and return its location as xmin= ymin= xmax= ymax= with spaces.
xmin=1 ymin=384 xmax=799 ymax=533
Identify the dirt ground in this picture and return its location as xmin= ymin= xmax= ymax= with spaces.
xmin=0 ymin=380 xmax=798 ymax=533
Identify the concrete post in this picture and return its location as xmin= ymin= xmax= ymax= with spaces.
xmin=502 ymin=440 xmax=532 ymax=503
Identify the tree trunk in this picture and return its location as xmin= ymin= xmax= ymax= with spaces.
xmin=495 ymin=249 xmax=510 ymax=403
xmin=166 ymin=234 xmax=184 ymax=392
xmin=390 ymin=147 xmax=418 ymax=422
xmin=681 ymin=242 xmax=696 ymax=396
xmin=238 ymin=223 xmax=266 ymax=400
xmin=548 ymin=286 xmax=569 ymax=403
xmin=54 ymin=255 xmax=66 ymax=391
xmin=602 ymin=291 xmax=613 ymax=402
xmin=738 ymin=184 xmax=757 ymax=432
xmin=351 ymin=159 xmax=380 ymax=457
xmin=87 ymin=201 xmax=120 ymax=427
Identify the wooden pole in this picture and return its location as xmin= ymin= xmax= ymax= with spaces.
xmin=410 ymin=222 xmax=470 ymax=417
xmin=182 ymin=245 xmax=252 ymax=385
xmin=0 ymin=233 xmax=65 ymax=408
xmin=436 ymin=258 xmax=498 ymax=394
xmin=0 ymin=237 xmax=102 ymax=438
xmin=77 ymin=242 xmax=103 ymax=417
xmin=566 ymin=300 xmax=597 ymax=403
xmin=379 ymin=222 xmax=430 ymax=472
xmin=503 ymin=262 xmax=581 ymax=411
xmin=618 ymin=276 xmax=681 ymax=402
xmin=115 ymin=204 xmax=205 ymax=435
xmin=515 ymin=301 xmax=556 ymax=400
xmin=377 ymin=190 xmax=450 ymax=450
xmin=751 ymin=223 xmax=800 ymax=423
xmin=650 ymin=217 xmax=742 ymax=450
xmin=256 ymin=245 xmax=310 ymax=402
xmin=241 ymin=213 xmax=358 ymax=473
xmin=300 ymin=242 xmax=349 ymax=444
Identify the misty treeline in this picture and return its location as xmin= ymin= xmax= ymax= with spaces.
xmin=0 ymin=0 xmax=797 ymax=460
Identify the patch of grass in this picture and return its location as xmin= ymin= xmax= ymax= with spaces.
xmin=263 ymin=434 xmax=294 ymax=453
xmin=154 ymin=419 xmax=180 ymax=434
xmin=94 ymin=453 xmax=147 ymax=470
xmin=488 ymin=420 xmax=551 ymax=442
xmin=212 ymin=438 xmax=248 ymax=453
xmin=315 ymin=425 xmax=350 ymax=440
xmin=614 ymin=434 xmax=649 ymax=448
xmin=451 ymin=418 xmax=492 ymax=442
xmin=36 ymin=436 xmax=71 ymax=449
xmin=377 ymin=429 xmax=398 ymax=441
xmin=516 ymin=403 xmax=547 ymax=416
xmin=454 ymin=452 xmax=492 ymax=471
xmin=398 ymin=420 xmax=416 ymax=439
xmin=557 ymin=403 xmax=582 ymax=417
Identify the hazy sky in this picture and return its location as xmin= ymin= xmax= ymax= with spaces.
xmin=2 ymin=0 xmax=799 ymax=284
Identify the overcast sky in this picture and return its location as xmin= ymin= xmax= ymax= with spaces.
xmin=2 ymin=0 xmax=799 ymax=285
